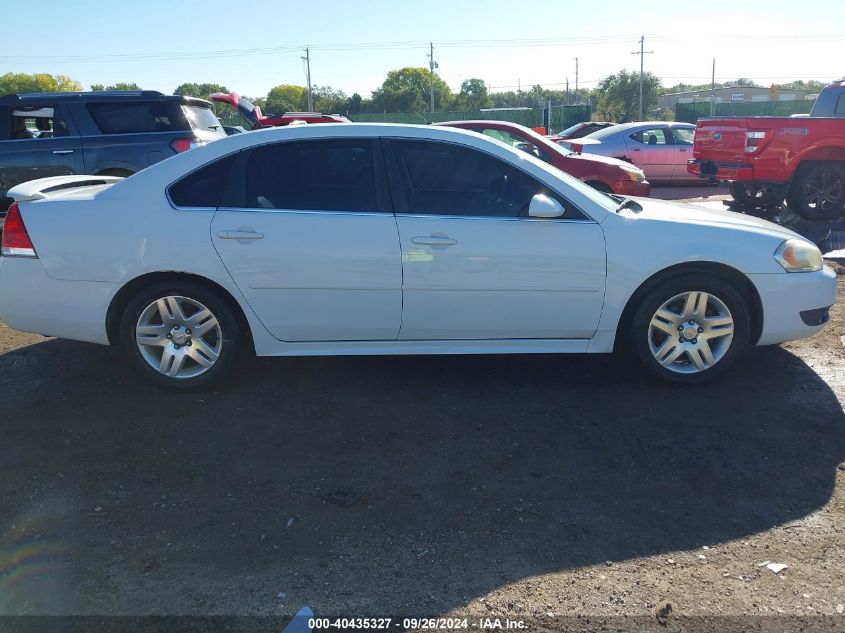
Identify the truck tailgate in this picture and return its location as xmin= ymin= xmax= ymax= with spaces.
xmin=693 ymin=120 xmax=751 ymax=163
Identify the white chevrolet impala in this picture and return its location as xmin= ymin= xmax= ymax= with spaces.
xmin=0 ymin=124 xmax=836 ymax=389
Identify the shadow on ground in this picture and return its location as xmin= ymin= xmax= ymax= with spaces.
xmin=0 ymin=339 xmax=842 ymax=615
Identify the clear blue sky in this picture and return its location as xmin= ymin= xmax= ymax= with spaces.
xmin=4 ymin=0 xmax=843 ymax=98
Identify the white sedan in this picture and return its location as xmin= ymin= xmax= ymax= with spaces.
xmin=0 ymin=123 xmax=836 ymax=389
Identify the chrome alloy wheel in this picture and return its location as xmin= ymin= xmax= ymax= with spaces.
xmin=647 ymin=291 xmax=734 ymax=374
xmin=135 ymin=296 xmax=222 ymax=379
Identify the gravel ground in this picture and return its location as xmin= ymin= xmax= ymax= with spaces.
xmin=0 ymin=201 xmax=842 ymax=632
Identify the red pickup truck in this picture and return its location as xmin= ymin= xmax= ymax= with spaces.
xmin=688 ymin=79 xmax=845 ymax=220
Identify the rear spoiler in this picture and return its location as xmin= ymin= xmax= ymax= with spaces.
xmin=7 ymin=175 xmax=124 ymax=203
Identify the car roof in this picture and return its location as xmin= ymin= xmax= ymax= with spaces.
xmin=0 ymin=91 xmax=212 ymax=107
xmin=608 ymin=121 xmax=694 ymax=130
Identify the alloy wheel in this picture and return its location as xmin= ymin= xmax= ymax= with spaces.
xmin=803 ymin=172 xmax=843 ymax=214
xmin=647 ymin=291 xmax=734 ymax=374
xmin=135 ymin=295 xmax=222 ymax=379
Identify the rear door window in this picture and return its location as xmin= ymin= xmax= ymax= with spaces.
xmin=240 ymin=139 xmax=379 ymax=212
xmin=836 ymin=94 xmax=845 ymax=116
xmin=169 ymin=154 xmax=237 ymax=208
xmin=86 ymin=101 xmax=189 ymax=134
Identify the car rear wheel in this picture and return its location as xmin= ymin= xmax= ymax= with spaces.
xmin=787 ymin=163 xmax=845 ymax=220
xmin=119 ymin=281 xmax=243 ymax=390
xmin=728 ymin=181 xmax=779 ymax=207
xmin=630 ymin=274 xmax=750 ymax=385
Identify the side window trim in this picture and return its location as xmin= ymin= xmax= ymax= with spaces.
xmin=381 ymin=137 xmax=589 ymax=221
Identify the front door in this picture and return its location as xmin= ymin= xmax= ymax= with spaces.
xmin=0 ymin=103 xmax=83 ymax=205
xmin=211 ymin=138 xmax=402 ymax=342
xmin=385 ymin=139 xmax=606 ymax=340
xmin=626 ymin=127 xmax=674 ymax=181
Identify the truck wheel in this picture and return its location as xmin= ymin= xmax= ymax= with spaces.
xmin=728 ymin=182 xmax=778 ymax=207
xmin=787 ymin=163 xmax=845 ymax=220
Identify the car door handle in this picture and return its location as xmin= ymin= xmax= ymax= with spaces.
xmin=52 ymin=150 xmax=74 ymax=155
xmin=411 ymin=235 xmax=457 ymax=246
xmin=217 ymin=230 xmax=264 ymax=240
xmin=678 ymin=148 xmax=689 ymax=152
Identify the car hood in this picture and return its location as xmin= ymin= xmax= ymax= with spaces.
xmin=564 ymin=150 xmax=637 ymax=170
xmin=625 ymin=198 xmax=804 ymax=241
xmin=210 ymin=91 xmax=262 ymax=125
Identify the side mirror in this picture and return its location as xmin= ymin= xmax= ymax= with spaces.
xmin=528 ymin=194 xmax=565 ymax=218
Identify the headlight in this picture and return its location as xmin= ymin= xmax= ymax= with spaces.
xmin=773 ymin=238 xmax=823 ymax=272
xmin=618 ymin=163 xmax=646 ymax=183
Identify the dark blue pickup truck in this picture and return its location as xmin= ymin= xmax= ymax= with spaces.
xmin=0 ymin=90 xmax=226 ymax=212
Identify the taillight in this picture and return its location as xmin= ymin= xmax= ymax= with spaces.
xmin=170 ymin=138 xmax=204 ymax=153
xmin=1 ymin=203 xmax=37 ymax=258
xmin=744 ymin=130 xmax=770 ymax=154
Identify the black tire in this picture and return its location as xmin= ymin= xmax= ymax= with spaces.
xmin=630 ymin=274 xmax=750 ymax=385
xmin=728 ymin=181 xmax=779 ymax=207
xmin=786 ymin=163 xmax=845 ymax=220
xmin=119 ymin=281 xmax=244 ymax=391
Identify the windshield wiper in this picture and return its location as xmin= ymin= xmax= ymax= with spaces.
xmin=615 ymin=197 xmax=643 ymax=213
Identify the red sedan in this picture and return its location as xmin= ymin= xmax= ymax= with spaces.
xmin=439 ymin=120 xmax=650 ymax=197
xmin=210 ymin=92 xmax=349 ymax=129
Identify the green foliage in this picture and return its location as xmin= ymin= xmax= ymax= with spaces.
xmin=265 ymin=84 xmax=307 ymax=113
xmin=0 ymin=72 xmax=82 ymax=96
xmin=312 ymin=85 xmax=348 ymax=114
xmin=371 ymin=67 xmax=452 ymax=112
xmin=454 ymin=78 xmax=493 ymax=110
xmin=91 ymin=82 xmax=141 ymax=91
xmin=173 ymin=83 xmax=228 ymax=99
xmin=595 ymin=69 xmax=661 ymax=122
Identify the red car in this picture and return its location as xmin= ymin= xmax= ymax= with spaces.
xmin=439 ymin=120 xmax=650 ymax=196
xmin=210 ymin=92 xmax=350 ymax=129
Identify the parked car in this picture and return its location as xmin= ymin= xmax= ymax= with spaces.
xmin=0 ymin=124 xmax=834 ymax=390
xmin=438 ymin=120 xmax=649 ymax=196
xmin=688 ymin=79 xmax=845 ymax=219
xmin=210 ymin=92 xmax=350 ymax=129
xmin=0 ymin=90 xmax=226 ymax=213
xmin=574 ymin=121 xmax=698 ymax=182
xmin=551 ymin=120 xmax=616 ymax=141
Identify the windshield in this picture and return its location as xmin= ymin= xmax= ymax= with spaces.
xmin=582 ymin=124 xmax=622 ymax=141
xmin=557 ymin=122 xmax=587 ymax=137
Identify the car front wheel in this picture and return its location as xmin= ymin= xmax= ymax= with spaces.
xmin=119 ymin=281 xmax=243 ymax=390
xmin=630 ymin=274 xmax=750 ymax=384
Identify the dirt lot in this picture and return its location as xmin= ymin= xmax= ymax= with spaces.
xmin=0 ymin=199 xmax=843 ymax=630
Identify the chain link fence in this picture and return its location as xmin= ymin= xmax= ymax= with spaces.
xmin=675 ymin=99 xmax=815 ymax=123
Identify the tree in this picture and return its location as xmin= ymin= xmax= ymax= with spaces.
xmin=371 ymin=67 xmax=453 ymax=113
xmin=312 ymin=85 xmax=347 ymax=114
xmin=173 ymin=83 xmax=228 ymax=99
xmin=0 ymin=72 xmax=82 ymax=95
xmin=91 ymin=82 xmax=141 ymax=91
xmin=594 ymin=69 xmax=661 ymax=122
xmin=265 ymin=84 xmax=307 ymax=113
xmin=454 ymin=78 xmax=492 ymax=111
xmin=344 ymin=93 xmax=364 ymax=115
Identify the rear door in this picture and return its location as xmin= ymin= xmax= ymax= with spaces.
xmin=210 ymin=138 xmax=403 ymax=342
xmin=0 ymin=102 xmax=83 ymax=208
xmin=626 ymin=127 xmax=674 ymax=180
xmin=667 ymin=126 xmax=695 ymax=179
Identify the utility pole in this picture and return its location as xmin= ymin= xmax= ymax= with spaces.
xmin=710 ymin=58 xmax=716 ymax=116
xmin=575 ymin=57 xmax=579 ymax=102
xmin=427 ymin=42 xmax=438 ymax=112
xmin=631 ymin=36 xmax=654 ymax=120
xmin=302 ymin=47 xmax=313 ymax=111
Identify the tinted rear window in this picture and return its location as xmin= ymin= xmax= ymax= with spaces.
xmin=87 ymin=101 xmax=189 ymax=134
xmin=169 ymin=154 xmax=237 ymax=207
xmin=183 ymin=105 xmax=223 ymax=133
